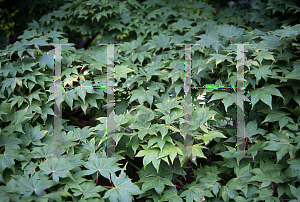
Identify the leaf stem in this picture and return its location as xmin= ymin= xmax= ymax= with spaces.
xmin=104 ymin=186 xmax=115 ymax=188
xmin=0 ymin=145 xmax=5 ymax=153
xmin=126 ymin=158 xmax=141 ymax=171
xmin=173 ymin=173 xmax=185 ymax=190
xmin=96 ymin=170 xmax=98 ymax=185
xmin=271 ymin=181 xmax=276 ymax=197
xmin=120 ymin=126 xmax=132 ymax=133
xmin=48 ymin=173 xmax=53 ymax=180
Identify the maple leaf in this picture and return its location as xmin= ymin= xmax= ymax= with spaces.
xmin=83 ymin=153 xmax=122 ymax=180
xmin=139 ymin=172 xmax=174 ymax=195
xmin=180 ymin=181 xmax=213 ymax=202
xmin=70 ymin=181 xmax=105 ymax=199
xmin=247 ymin=85 xmax=284 ymax=110
xmin=39 ymin=157 xmax=77 ymax=182
xmin=129 ymin=86 xmax=161 ymax=106
xmin=11 ymin=173 xmax=57 ymax=196
xmin=103 ymin=170 xmax=142 ymax=202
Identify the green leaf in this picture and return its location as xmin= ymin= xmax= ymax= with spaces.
xmin=83 ymin=153 xmax=121 ymax=179
xmin=11 ymin=173 xmax=56 ymax=196
xmin=196 ymin=35 xmax=225 ymax=53
xmin=262 ymin=110 xmax=295 ymax=131
xmin=129 ymin=86 xmax=160 ymax=107
xmin=245 ymin=120 xmax=266 ymax=139
xmin=0 ymin=150 xmax=17 ymax=172
xmin=157 ymin=142 xmax=183 ymax=164
xmin=264 ymin=131 xmax=295 ymax=163
xmin=250 ymin=65 xmax=273 ymax=85
xmin=20 ymin=123 xmax=49 ymax=146
xmin=248 ymin=166 xmax=288 ymax=188
xmin=139 ymin=172 xmax=174 ymax=195
xmin=161 ymin=186 xmax=183 ymax=202
xmin=136 ymin=148 xmax=161 ymax=171
xmin=170 ymin=19 xmax=193 ymax=33
xmin=0 ymin=134 xmax=22 ymax=150
xmin=103 ymin=170 xmax=141 ymax=202
xmin=208 ymin=91 xmax=236 ymax=112
xmin=39 ymin=157 xmax=77 ymax=182
xmin=39 ymin=50 xmax=55 ymax=69
xmin=206 ymin=53 xmax=233 ymax=67
xmin=289 ymin=184 xmax=300 ymax=200
xmin=155 ymin=97 xmax=183 ymax=114
xmin=217 ymin=25 xmax=244 ymax=38
xmin=115 ymin=65 xmax=135 ymax=81
xmin=70 ymin=181 xmax=105 ymax=199
xmin=252 ymin=50 xmax=276 ymax=65
xmin=180 ymin=181 xmax=213 ymax=202
xmin=247 ymin=85 xmax=284 ymax=110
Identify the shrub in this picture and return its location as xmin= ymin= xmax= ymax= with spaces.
xmin=0 ymin=0 xmax=300 ymax=201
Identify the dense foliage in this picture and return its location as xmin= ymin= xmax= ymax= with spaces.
xmin=0 ymin=0 xmax=300 ymax=201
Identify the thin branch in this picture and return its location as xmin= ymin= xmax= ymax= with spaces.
xmin=104 ymin=186 xmax=115 ymax=188
xmin=271 ymin=181 xmax=277 ymax=197
xmin=0 ymin=145 xmax=5 ymax=153
xmin=173 ymin=173 xmax=185 ymax=190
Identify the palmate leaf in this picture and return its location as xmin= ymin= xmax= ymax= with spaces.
xmin=248 ymin=161 xmax=289 ymax=188
xmin=0 ymin=150 xmax=21 ymax=172
xmin=39 ymin=50 xmax=55 ymax=69
xmin=139 ymin=171 xmax=174 ymax=195
xmin=264 ymin=131 xmax=295 ymax=163
xmin=157 ymin=142 xmax=183 ymax=165
xmin=129 ymin=121 xmax=156 ymax=140
xmin=208 ymin=91 xmax=236 ymax=112
xmin=220 ymin=178 xmax=244 ymax=202
xmin=284 ymin=159 xmax=300 ymax=181
xmin=0 ymin=133 xmax=22 ymax=150
xmin=115 ymin=65 xmax=135 ymax=81
xmin=10 ymin=173 xmax=56 ymax=196
xmin=180 ymin=181 xmax=213 ymax=202
xmin=170 ymin=19 xmax=193 ymax=33
xmin=233 ymin=165 xmax=253 ymax=196
xmin=136 ymin=147 xmax=161 ymax=171
xmin=262 ymin=110 xmax=295 ymax=131
xmin=195 ymin=35 xmax=225 ymax=53
xmin=20 ymin=123 xmax=50 ymax=146
xmin=247 ymin=85 xmax=284 ymax=110
xmin=217 ymin=25 xmax=244 ymax=38
xmin=155 ymin=96 xmax=183 ymax=114
xmin=250 ymin=65 xmax=273 ymax=84
xmin=206 ymin=53 xmax=233 ymax=67
xmin=274 ymin=24 xmax=300 ymax=40
xmin=70 ymin=181 xmax=105 ymax=199
xmin=83 ymin=153 xmax=121 ymax=180
xmin=129 ymin=86 xmax=161 ymax=106
xmin=252 ymin=50 xmax=276 ymax=65
xmin=39 ymin=157 xmax=78 ymax=182
xmin=145 ymin=34 xmax=171 ymax=51
xmin=245 ymin=120 xmax=267 ymax=139
xmin=161 ymin=187 xmax=183 ymax=202
xmin=103 ymin=170 xmax=141 ymax=202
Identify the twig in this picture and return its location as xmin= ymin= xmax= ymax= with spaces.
xmin=0 ymin=145 xmax=5 ymax=153
xmin=48 ymin=173 xmax=53 ymax=180
xmin=96 ymin=171 xmax=98 ymax=185
xmin=104 ymin=186 xmax=115 ymax=188
xmin=126 ymin=158 xmax=141 ymax=171
xmin=173 ymin=173 xmax=185 ymax=190
xmin=271 ymin=181 xmax=276 ymax=197
xmin=120 ymin=126 xmax=132 ymax=133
